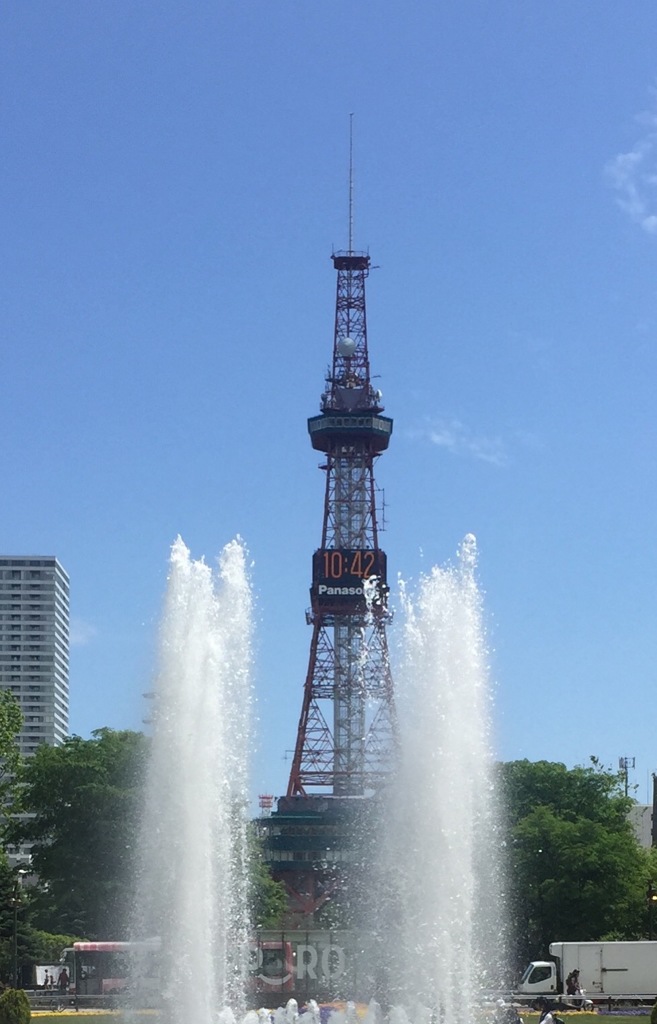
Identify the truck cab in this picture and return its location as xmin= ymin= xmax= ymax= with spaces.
xmin=517 ymin=961 xmax=558 ymax=995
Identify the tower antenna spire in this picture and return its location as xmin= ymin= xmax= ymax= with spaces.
xmin=348 ymin=112 xmax=354 ymax=253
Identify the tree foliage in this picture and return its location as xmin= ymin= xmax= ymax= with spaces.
xmin=0 ymin=849 xmax=80 ymax=983
xmin=28 ymin=930 xmax=80 ymax=964
xmin=248 ymin=826 xmax=287 ymax=928
xmin=0 ymin=857 xmax=30 ymax=984
xmin=7 ymin=729 xmax=149 ymax=939
xmin=500 ymin=758 xmax=650 ymax=970
xmin=0 ymin=988 xmax=30 ymax=1024
xmin=6 ymin=727 xmax=286 ymax=939
xmin=0 ymin=692 xmax=23 ymax=822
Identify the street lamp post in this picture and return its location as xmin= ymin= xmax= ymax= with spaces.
xmin=9 ymin=868 xmax=27 ymax=988
xmin=11 ymin=898 xmax=18 ymax=988
xmin=647 ymin=881 xmax=657 ymax=940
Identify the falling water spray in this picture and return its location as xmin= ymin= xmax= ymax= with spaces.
xmin=133 ymin=536 xmax=254 ymax=1024
xmin=382 ymin=534 xmax=506 ymax=1020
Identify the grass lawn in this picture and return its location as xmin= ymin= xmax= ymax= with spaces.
xmin=32 ymin=1015 xmax=157 ymax=1021
xmin=32 ymin=1014 xmax=157 ymax=1021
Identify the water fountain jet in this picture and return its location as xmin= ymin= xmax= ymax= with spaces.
xmin=132 ymin=535 xmax=254 ymax=1023
xmin=374 ymin=534 xmax=506 ymax=1021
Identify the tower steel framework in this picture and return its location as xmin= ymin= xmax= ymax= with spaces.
xmin=287 ymin=250 xmax=396 ymax=798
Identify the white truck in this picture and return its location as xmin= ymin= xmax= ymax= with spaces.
xmin=517 ymin=941 xmax=657 ymax=1003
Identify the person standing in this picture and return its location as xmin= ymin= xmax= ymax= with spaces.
xmin=536 ymin=997 xmax=556 ymax=1024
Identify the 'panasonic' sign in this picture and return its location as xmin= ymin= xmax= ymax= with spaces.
xmin=317 ymin=585 xmax=364 ymax=596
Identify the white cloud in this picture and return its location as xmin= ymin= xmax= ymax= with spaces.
xmin=411 ymin=417 xmax=508 ymax=467
xmin=607 ymin=99 xmax=657 ymax=234
xmin=69 ymin=618 xmax=98 ymax=647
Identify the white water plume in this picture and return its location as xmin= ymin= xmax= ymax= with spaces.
xmin=133 ymin=536 xmax=254 ymax=1022
xmin=383 ymin=534 xmax=506 ymax=1019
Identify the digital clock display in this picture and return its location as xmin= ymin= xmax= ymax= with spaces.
xmin=311 ymin=548 xmax=387 ymax=610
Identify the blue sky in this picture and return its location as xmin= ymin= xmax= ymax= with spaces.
xmin=3 ymin=1 xmax=657 ymax=804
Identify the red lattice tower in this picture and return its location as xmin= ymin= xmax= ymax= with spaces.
xmin=287 ymin=249 xmax=396 ymax=798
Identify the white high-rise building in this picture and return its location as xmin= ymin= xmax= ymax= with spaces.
xmin=0 ymin=556 xmax=69 ymax=754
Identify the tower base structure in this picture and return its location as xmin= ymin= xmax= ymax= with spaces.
xmin=257 ymin=793 xmax=381 ymax=926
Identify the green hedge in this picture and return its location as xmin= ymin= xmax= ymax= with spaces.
xmin=0 ymin=989 xmax=30 ymax=1024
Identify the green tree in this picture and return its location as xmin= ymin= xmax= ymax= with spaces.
xmin=0 ymin=691 xmax=23 ymax=825
xmin=7 ymin=729 xmax=149 ymax=939
xmin=6 ymin=728 xmax=285 ymax=941
xmin=0 ymin=851 xmax=80 ymax=984
xmin=28 ymin=930 xmax=80 ymax=964
xmin=500 ymin=759 xmax=649 ymax=971
xmin=0 ymin=988 xmax=30 ymax=1024
xmin=248 ymin=826 xmax=287 ymax=927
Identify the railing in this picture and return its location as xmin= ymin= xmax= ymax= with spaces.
xmin=25 ymin=990 xmax=75 ymax=1012
xmin=484 ymin=991 xmax=657 ymax=1010
xmin=25 ymin=989 xmax=136 ymax=1012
